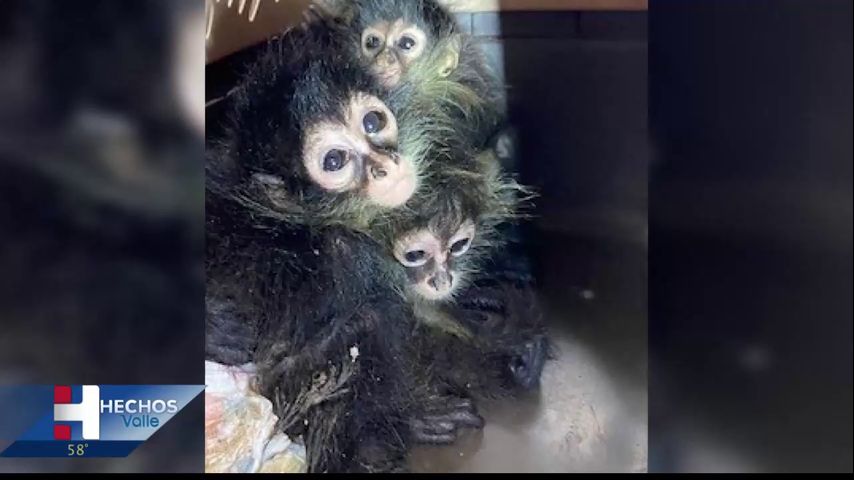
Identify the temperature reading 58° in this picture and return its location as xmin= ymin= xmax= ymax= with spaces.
xmin=67 ymin=443 xmax=89 ymax=456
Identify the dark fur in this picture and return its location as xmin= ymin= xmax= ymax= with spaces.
xmin=344 ymin=0 xmax=526 ymax=287
xmin=412 ymin=215 xmax=550 ymax=402
xmin=320 ymin=0 xmax=505 ymax=178
xmin=207 ymin=196 xmax=419 ymax=472
xmin=204 ymin=19 xmax=453 ymax=472
xmin=204 ymin=4 xmax=547 ymax=473
xmin=317 ymin=0 xmax=458 ymax=46
xmin=415 ymin=284 xmax=549 ymax=401
xmin=378 ymin=0 xmax=506 ymax=174
xmin=206 ymin=16 xmax=398 ymax=231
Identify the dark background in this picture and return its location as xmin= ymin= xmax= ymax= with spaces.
xmin=1 ymin=0 xmax=204 ymax=472
xmin=1 ymin=0 xmax=851 ymax=473
xmin=649 ymin=0 xmax=852 ymax=472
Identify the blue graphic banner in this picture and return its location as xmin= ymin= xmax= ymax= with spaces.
xmin=0 ymin=385 xmax=203 ymax=458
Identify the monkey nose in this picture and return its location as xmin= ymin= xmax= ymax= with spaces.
xmin=374 ymin=149 xmax=400 ymax=165
xmin=378 ymin=49 xmax=397 ymax=66
xmin=428 ymin=272 xmax=453 ymax=291
xmin=367 ymin=153 xmax=399 ymax=179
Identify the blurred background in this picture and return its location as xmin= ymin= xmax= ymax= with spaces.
xmin=1 ymin=0 xmax=205 ymax=472
xmin=1 ymin=0 xmax=850 ymax=473
xmin=650 ymin=0 xmax=852 ymax=472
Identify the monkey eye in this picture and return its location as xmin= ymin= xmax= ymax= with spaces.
xmin=398 ymin=35 xmax=416 ymax=51
xmin=450 ymin=238 xmax=471 ymax=256
xmin=362 ymin=111 xmax=387 ymax=135
xmin=365 ymin=34 xmax=382 ymax=50
xmin=322 ymin=149 xmax=348 ymax=172
xmin=402 ymin=250 xmax=428 ymax=267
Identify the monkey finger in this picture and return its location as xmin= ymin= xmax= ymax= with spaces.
xmin=411 ymin=419 xmax=454 ymax=438
xmin=411 ymin=430 xmax=457 ymax=445
xmin=458 ymin=293 xmax=505 ymax=314
xmin=437 ymin=410 xmax=485 ymax=429
xmin=425 ymin=396 xmax=474 ymax=413
xmin=414 ymin=418 xmax=456 ymax=435
xmin=422 ymin=412 xmax=482 ymax=431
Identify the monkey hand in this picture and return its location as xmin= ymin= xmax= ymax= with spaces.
xmin=508 ymin=334 xmax=549 ymax=390
xmin=409 ymin=395 xmax=484 ymax=445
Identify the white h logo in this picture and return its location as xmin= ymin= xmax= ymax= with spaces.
xmin=54 ymin=385 xmax=100 ymax=440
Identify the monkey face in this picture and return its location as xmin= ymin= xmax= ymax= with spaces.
xmin=360 ymin=19 xmax=428 ymax=87
xmin=302 ymin=93 xmax=417 ymax=208
xmin=393 ymin=220 xmax=476 ymax=301
xmin=350 ymin=0 xmax=461 ymax=88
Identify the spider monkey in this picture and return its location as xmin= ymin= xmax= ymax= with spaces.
xmin=341 ymin=0 xmax=548 ymax=401
xmin=313 ymin=0 xmax=505 ymax=159
xmin=205 ymin=3 xmax=547 ymax=472
xmin=376 ymin=152 xmax=549 ymax=404
xmin=205 ymin=18 xmax=488 ymax=472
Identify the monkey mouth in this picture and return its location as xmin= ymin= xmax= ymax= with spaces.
xmin=372 ymin=65 xmax=402 ymax=88
xmin=413 ymin=279 xmax=455 ymax=301
xmin=372 ymin=175 xmax=417 ymax=207
xmin=369 ymin=157 xmax=418 ymax=207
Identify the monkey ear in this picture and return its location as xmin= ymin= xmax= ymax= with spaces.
xmin=438 ymin=34 xmax=463 ymax=78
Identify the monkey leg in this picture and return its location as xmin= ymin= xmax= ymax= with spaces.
xmin=300 ymin=388 xmax=411 ymax=473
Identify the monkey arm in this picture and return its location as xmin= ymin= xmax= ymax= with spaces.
xmin=296 ymin=329 xmax=417 ymax=472
xmin=253 ymin=280 xmax=422 ymax=472
xmin=412 ymin=279 xmax=550 ymax=403
xmin=205 ymin=294 xmax=258 ymax=365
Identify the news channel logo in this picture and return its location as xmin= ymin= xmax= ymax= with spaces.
xmin=0 ymin=385 xmax=203 ymax=457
